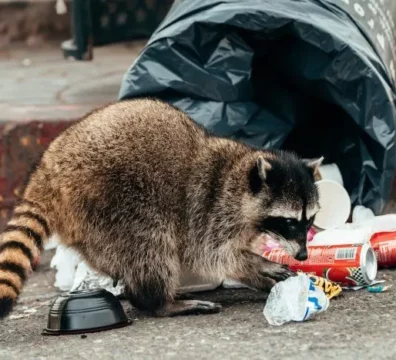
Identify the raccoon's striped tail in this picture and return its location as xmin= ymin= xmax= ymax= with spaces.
xmin=0 ymin=199 xmax=51 ymax=319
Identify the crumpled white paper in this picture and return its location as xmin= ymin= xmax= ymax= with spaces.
xmin=263 ymin=274 xmax=329 ymax=326
xmin=50 ymin=243 xmax=124 ymax=296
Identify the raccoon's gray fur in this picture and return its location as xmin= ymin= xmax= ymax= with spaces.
xmin=0 ymin=99 xmax=322 ymax=318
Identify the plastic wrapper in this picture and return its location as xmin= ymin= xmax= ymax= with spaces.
xmin=71 ymin=262 xmax=125 ymax=297
xmin=367 ymin=284 xmax=392 ymax=293
xmin=263 ymin=274 xmax=329 ymax=326
xmin=307 ymin=274 xmax=342 ymax=300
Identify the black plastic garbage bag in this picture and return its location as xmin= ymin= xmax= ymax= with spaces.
xmin=119 ymin=0 xmax=396 ymax=214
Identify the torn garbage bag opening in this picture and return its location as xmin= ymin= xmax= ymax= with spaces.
xmin=119 ymin=0 xmax=396 ymax=214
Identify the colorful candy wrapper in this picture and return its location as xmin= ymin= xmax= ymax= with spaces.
xmin=307 ymin=274 xmax=342 ymax=299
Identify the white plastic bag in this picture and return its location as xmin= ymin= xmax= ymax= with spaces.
xmin=263 ymin=274 xmax=329 ymax=326
xmin=50 ymin=244 xmax=81 ymax=291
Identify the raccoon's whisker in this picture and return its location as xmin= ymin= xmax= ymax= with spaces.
xmin=266 ymin=230 xmax=297 ymax=254
xmin=266 ymin=230 xmax=286 ymax=243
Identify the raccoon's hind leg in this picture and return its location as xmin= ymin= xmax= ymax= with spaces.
xmin=123 ymin=233 xmax=221 ymax=317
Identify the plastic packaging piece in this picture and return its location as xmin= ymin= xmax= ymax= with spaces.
xmin=369 ymin=215 xmax=396 ymax=234
xmin=311 ymin=227 xmax=371 ymax=246
xmin=72 ymin=261 xmax=223 ymax=295
xmin=119 ymin=0 xmax=396 ymax=215
xmin=50 ymin=244 xmax=81 ymax=291
xmin=263 ymin=274 xmax=329 ymax=326
xmin=52 ymin=245 xmax=222 ymax=295
xmin=311 ymin=214 xmax=396 ymax=247
xmin=353 ymin=206 xmax=376 ymax=224
xmin=71 ymin=262 xmax=125 ymax=297
xmin=367 ymin=284 xmax=392 ymax=293
xmin=307 ymin=274 xmax=342 ymax=300
xmin=346 ymin=280 xmax=384 ymax=291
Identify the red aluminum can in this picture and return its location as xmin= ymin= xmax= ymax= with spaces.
xmin=370 ymin=232 xmax=396 ymax=268
xmin=263 ymin=243 xmax=377 ymax=287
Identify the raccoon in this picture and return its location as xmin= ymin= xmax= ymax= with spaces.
xmin=0 ymin=99 xmax=322 ymax=318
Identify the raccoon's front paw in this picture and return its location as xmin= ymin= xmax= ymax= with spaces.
xmin=261 ymin=264 xmax=296 ymax=283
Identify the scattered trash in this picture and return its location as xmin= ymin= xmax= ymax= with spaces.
xmin=263 ymin=274 xmax=329 ymax=326
xmin=310 ymin=227 xmax=370 ymax=247
xmin=47 ymin=208 xmax=394 ymax=316
xmin=263 ymin=243 xmax=377 ymax=287
xmin=50 ymin=244 xmax=81 ymax=291
xmin=71 ymin=262 xmax=125 ymax=297
xmin=344 ymin=280 xmax=385 ymax=291
xmin=51 ymin=245 xmax=222 ymax=296
xmin=311 ymin=214 xmax=396 ymax=269
xmin=367 ymin=285 xmax=392 ymax=293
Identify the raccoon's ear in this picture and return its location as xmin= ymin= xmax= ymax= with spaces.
xmin=248 ymin=156 xmax=271 ymax=194
xmin=302 ymin=157 xmax=324 ymax=176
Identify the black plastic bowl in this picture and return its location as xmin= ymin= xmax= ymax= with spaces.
xmin=42 ymin=288 xmax=131 ymax=336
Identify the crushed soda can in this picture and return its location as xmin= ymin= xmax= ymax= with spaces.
xmin=370 ymin=232 xmax=396 ymax=268
xmin=263 ymin=243 xmax=377 ymax=287
xmin=263 ymin=273 xmax=329 ymax=326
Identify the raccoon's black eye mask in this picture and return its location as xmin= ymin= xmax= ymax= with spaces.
xmin=258 ymin=215 xmax=315 ymax=234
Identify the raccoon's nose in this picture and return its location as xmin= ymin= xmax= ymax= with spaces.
xmin=295 ymin=248 xmax=308 ymax=261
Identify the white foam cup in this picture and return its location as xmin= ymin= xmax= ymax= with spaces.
xmin=314 ymin=179 xmax=351 ymax=230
